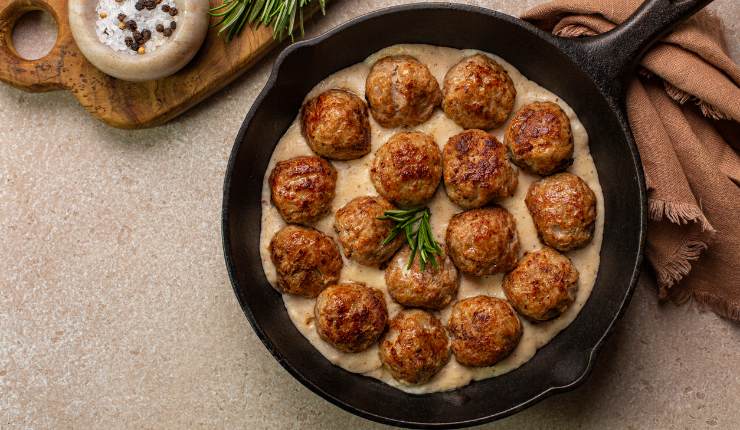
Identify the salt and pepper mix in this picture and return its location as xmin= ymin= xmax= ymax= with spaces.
xmin=96 ymin=0 xmax=179 ymax=55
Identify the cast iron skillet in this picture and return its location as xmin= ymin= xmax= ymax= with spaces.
xmin=222 ymin=0 xmax=712 ymax=427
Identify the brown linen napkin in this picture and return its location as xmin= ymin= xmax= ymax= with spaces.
xmin=521 ymin=0 xmax=740 ymax=320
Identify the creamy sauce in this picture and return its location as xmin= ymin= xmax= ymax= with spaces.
xmin=258 ymin=44 xmax=604 ymax=394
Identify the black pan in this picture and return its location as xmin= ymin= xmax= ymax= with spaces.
xmin=222 ymin=0 xmax=712 ymax=427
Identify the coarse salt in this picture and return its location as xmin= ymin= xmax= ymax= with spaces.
xmin=95 ymin=0 xmax=178 ymax=55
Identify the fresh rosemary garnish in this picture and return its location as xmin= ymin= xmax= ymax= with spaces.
xmin=209 ymin=0 xmax=327 ymax=41
xmin=378 ymin=207 xmax=443 ymax=271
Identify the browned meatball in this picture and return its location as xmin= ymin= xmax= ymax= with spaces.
xmin=370 ymin=131 xmax=442 ymax=207
xmin=333 ymin=196 xmax=405 ymax=266
xmin=385 ymin=246 xmax=459 ymax=310
xmin=301 ymin=89 xmax=371 ymax=160
xmin=445 ymin=207 xmax=520 ymax=276
xmin=365 ymin=55 xmax=442 ymax=128
xmin=314 ymin=282 xmax=388 ymax=353
xmin=443 ymin=129 xmax=518 ymax=208
xmin=379 ymin=309 xmax=450 ymax=384
xmin=442 ymin=54 xmax=516 ymax=130
xmin=269 ymin=156 xmax=337 ymax=224
xmin=525 ymin=173 xmax=597 ymax=251
xmin=447 ymin=296 xmax=522 ymax=367
xmin=269 ymin=225 xmax=342 ymax=298
xmin=503 ymin=248 xmax=579 ymax=321
xmin=505 ymin=102 xmax=573 ymax=176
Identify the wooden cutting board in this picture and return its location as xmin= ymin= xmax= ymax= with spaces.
xmin=0 ymin=0 xmax=320 ymax=128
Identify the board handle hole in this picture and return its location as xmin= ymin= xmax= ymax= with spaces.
xmin=11 ymin=8 xmax=58 ymax=60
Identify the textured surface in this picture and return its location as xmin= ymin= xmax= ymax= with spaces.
xmin=1 ymin=0 xmax=738 ymax=429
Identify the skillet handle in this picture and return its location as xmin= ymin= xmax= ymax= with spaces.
xmin=562 ymin=0 xmax=714 ymax=101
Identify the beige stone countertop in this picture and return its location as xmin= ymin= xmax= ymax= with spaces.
xmin=1 ymin=1 xmax=739 ymax=428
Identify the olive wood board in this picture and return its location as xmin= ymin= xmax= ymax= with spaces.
xmin=0 ymin=0 xmax=322 ymax=128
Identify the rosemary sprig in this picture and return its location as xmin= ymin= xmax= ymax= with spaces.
xmin=209 ymin=0 xmax=327 ymax=41
xmin=378 ymin=207 xmax=443 ymax=271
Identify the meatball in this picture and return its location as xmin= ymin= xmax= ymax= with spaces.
xmin=301 ymin=89 xmax=371 ymax=160
xmin=505 ymin=101 xmax=574 ymax=175
xmin=525 ymin=173 xmax=597 ymax=251
xmin=443 ymin=129 xmax=518 ymax=208
xmin=379 ymin=309 xmax=450 ymax=384
xmin=385 ymin=246 xmax=459 ymax=310
xmin=269 ymin=225 xmax=342 ymax=298
xmin=365 ymin=55 xmax=442 ymax=128
xmin=314 ymin=282 xmax=388 ymax=353
xmin=442 ymin=54 xmax=516 ymax=130
xmin=447 ymin=296 xmax=522 ymax=367
xmin=333 ymin=196 xmax=405 ymax=266
xmin=503 ymin=248 xmax=579 ymax=321
xmin=445 ymin=207 xmax=520 ymax=276
xmin=370 ymin=131 xmax=442 ymax=207
xmin=269 ymin=156 xmax=337 ymax=224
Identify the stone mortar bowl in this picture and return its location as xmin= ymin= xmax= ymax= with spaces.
xmin=68 ymin=0 xmax=208 ymax=81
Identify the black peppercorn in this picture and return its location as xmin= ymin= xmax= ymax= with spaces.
xmin=134 ymin=2 xmax=144 ymax=10
xmin=141 ymin=29 xmax=151 ymax=41
xmin=130 ymin=41 xmax=139 ymax=51
xmin=124 ymin=36 xmax=133 ymax=47
xmin=126 ymin=20 xmax=137 ymax=31
xmin=161 ymin=4 xmax=170 ymax=12
xmin=155 ymin=23 xmax=164 ymax=33
xmin=170 ymin=21 xmax=176 ymax=30
xmin=133 ymin=30 xmax=143 ymax=43
xmin=169 ymin=8 xmax=178 ymax=16
xmin=117 ymin=13 xmax=126 ymax=22
xmin=163 ymin=28 xmax=172 ymax=37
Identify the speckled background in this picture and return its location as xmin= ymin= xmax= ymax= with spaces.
xmin=1 ymin=1 xmax=738 ymax=429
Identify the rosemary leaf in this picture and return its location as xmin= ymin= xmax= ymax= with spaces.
xmin=404 ymin=224 xmax=414 ymax=246
xmin=378 ymin=207 xmax=442 ymax=271
xmin=381 ymin=228 xmax=401 ymax=246
xmin=209 ymin=0 xmax=327 ymax=42
xmin=407 ymin=244 xmax=418 ymax=270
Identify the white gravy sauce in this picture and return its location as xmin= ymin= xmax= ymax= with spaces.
xmin=258 ymin=44 xmax=604 ymax=394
